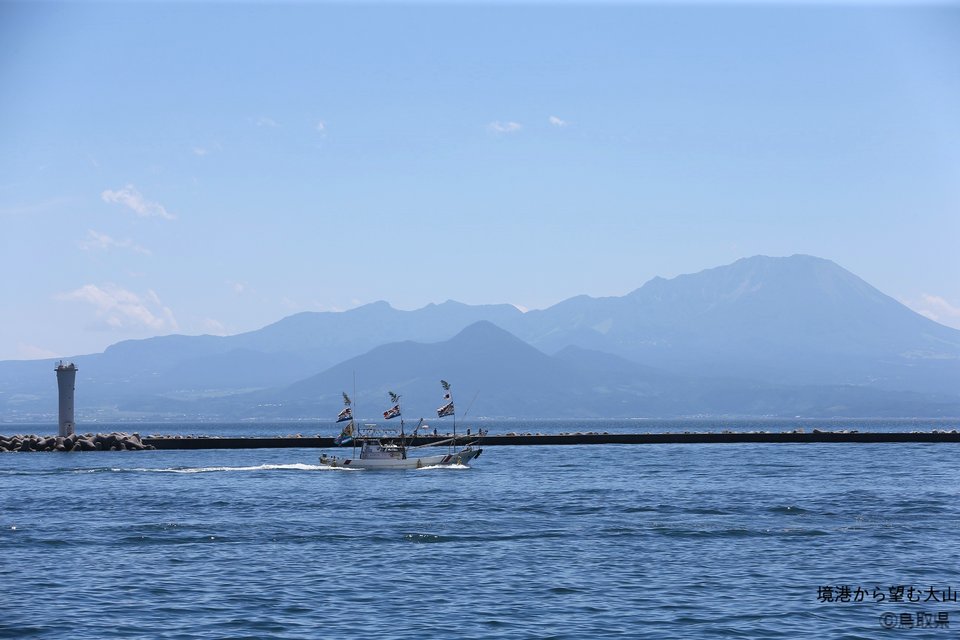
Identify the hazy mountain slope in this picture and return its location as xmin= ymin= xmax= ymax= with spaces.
xmin=228 ymin=300 xmax=523 ymax=357
xmin=3 ymin=254 xmax=958 ymax=419
xmin=206 ymin=321 xmax=593 ymax=419
xmin=125 ymin=322 xmax=960 ymax=420
xmin=0 ymin=300 xmax=524 ymax=417
xmin=520 ymin=255 xmax=960 ymax=393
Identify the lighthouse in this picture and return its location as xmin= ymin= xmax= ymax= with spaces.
xmin=56 ymin=361 xmax=78 ymax=437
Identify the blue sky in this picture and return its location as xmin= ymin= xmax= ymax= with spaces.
xmin=2 ymin=1 xmax=959 ymax=360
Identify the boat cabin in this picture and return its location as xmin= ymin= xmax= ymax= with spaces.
xmin=361 ymin=441 xmax=406 ymax=460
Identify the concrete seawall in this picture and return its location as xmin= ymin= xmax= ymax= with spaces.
xmin=141 ymin=431 xmax=960 ymax=449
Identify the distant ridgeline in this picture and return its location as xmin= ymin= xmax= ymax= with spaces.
xmin=2 ymin=255 xmax=959 ymax=420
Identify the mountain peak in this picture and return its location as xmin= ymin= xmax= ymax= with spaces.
xmin=355 ymin=300 xmax=394 ymax=311
xmin=422 ymin=299 xmax=468 ymax=310
xmin=450 ymin=320 xmax=516 ymax=341
xmin=737 ymin=253 xmax=828 ymax=264
xmin=629 ymin=254 xmax=856 ymax=299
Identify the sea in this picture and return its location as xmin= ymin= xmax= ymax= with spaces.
xmin=2 ymin=418 xmax=959 ymax=639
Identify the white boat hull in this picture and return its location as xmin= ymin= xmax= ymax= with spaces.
xmin=319 ymin=446 xmax=481 ymax=470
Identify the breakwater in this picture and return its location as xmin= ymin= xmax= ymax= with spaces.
xmin=0 ymin=432 xmax=154 ymax=452
xmin=4 ymin=430 xmax=958 ymax=452
xmin=139 ymin=430 xmax=960 ymax=450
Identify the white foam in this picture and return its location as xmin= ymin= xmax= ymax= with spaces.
xmin=415 ymin=463 xmax=471 ymax=471
xmin=114 ymin=463 xmax=329 ymax=474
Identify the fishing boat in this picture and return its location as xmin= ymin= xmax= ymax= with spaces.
xmin=318 ymin=382 xmax=482 ymax=470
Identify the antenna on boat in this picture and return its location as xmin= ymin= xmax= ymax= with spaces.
xmin=462 ymin=391 xmax=479 ymax=420
xmin=352 ymin=371 xmax=358 ymax=455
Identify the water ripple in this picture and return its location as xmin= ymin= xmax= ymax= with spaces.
xmin=2 ymin=435 xmax=959 ymax=638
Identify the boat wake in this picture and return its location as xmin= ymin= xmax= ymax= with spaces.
xmin=108 ymin=463 xmax=345 ymax=474
xmin=5 ymin=461 xmax=461 ymax=476
xmin=415 ymin=463 xmax=471 ymax=471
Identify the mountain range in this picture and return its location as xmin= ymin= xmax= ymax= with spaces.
xmin=2 ymin=254 xmax=959 ymax=420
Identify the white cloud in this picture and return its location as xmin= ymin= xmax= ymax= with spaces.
xmin=488 ymin=121 xmax=522 ymax=134
xmin=229 ymin=281 xmax=248 ymax=295
xmin=0 ymin=196 xmax=75 ymax=217
xmin=79 ymin=230 xmax=151 ymax=255
xmin=254 ymin=116 xmax=279 ymax=128
xmin=192 ymin=141 xmax=222 ymax=156
xmin=316 ymin=120 xmax=327 ymax=135
xmin=548 ymin=115 xmax=570 ymax=127
xmin=14 ymin=343 xmax=59 ymax=360
xmin=58 ymin=284 xmax=178 ymax=332
xmin=101 ymin=185 xmax=175 ymax=220
xmin=201 ymin=318 xmax=228 ymax=335
xmin=908 ymin=294 xmax=960 ymax=330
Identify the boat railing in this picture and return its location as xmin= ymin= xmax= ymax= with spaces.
xmin=357 ymin=424 xmax=403 ymax=440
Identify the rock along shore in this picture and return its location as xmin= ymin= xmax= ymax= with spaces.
xmin=0 ymin=432 xmax=155 ymax=453
xmin=140 ymin=430 xmax=960 ymax=449
xmin=5 ymin=430 xmax=960 ymax=452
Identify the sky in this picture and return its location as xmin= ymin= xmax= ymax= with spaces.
xmin=1 ymin=1 xmax=959 ymax=361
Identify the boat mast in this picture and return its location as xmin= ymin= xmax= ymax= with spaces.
xmin=439 ymin=379 xmax=455 ymax=453
xmin=352 ymin=372 xmax=358 ymax=456
xmin=335 ymin=390 xmax=357 ymax=454
xmin=386 ymin=390 xmax=406 ymax=458
xmin=398 ymin=393 xmax=406 ymax=458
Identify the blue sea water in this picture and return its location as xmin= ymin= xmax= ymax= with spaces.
xmin=2 ymin=420 xmax=959 ymax=639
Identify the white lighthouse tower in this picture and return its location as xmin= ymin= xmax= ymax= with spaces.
xmin=56 ymin=361 xmax=78 ymax=437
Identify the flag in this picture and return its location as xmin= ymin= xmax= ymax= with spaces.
xmin=383 ymin=404 xmax=401 ymax=420
xmin=437 ymin=401 xmax=455 ymax=418
xmin=336 ymin=407 xmax=353 ymax=423
xmin=334 ymin=421 xmax=353 ymax=445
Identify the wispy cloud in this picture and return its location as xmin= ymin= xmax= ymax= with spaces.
xmin=0 ymin=196 xmax=75 ymax=217
xmin=281 ymin=296 xmax=301 ymax=310
xmin=14 ymin=343 xmax=59 ymax=360
xmin=907 ymin=294 xmax=960 ymax=330
xmin=228 ymin=280 xmax=248 ymax=295
xmin=316 ymin=120 xmax=327 ymax=135
xmin=201 ymin=318 xmax=228 ymax=336
xmin=253 ymin=116 xmax=279 ymax=128
xmin=79 ymin=230 xmax=151 ymax=255
xmin=192 ymin=141 xmax=222 ymax=157
xmin=101 ymin=185 xmax=175 ymax=220
xmin=488 ymin=121 xmax=523 ymax=134
xmin=58 ymin=284 xmax=178 ymax=332
xmin=548 ymin=115 xmax=570 ymax=127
